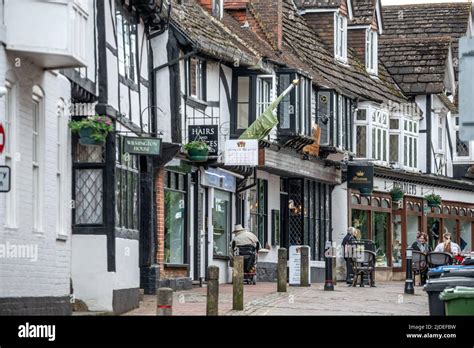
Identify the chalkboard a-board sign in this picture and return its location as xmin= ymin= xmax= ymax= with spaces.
xmin=188 ymin=125 xmax=219 ymax=155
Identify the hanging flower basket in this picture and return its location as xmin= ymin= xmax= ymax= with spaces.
xmin=359 ymin=188 xmax=373 ymax=197
xmin=69 ymin=115 xmax=114 ymax=146
xmin=425 ymin=193 xmax=442 ymax=208
xmin=184 ymin=140 xmax=209 ymax=162
xmin=390 ymin=187 xmax=405 ymax=202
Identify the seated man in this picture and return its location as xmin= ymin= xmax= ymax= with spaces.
xmin=229 ymin=224 xmax=260 ymax=266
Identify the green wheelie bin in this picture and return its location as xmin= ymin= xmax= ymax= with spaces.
xmin=439 ymin=286 xmax=474 ymax=316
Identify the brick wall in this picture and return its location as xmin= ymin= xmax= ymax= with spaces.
xmin=348 ymin=28 xmax=366 ymax=64
xmin=249 ymin=0 xmax=283 ymax=50
xmin=305 ymin=12 xmax=335 ymax=53
xmin=155 ymin=168 xmax=188 ymax=280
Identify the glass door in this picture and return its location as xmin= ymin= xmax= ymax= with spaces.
xmin=392 ymin=214 xmax=402 ymax=268
xmin=373 ymin=212 xmax=390 ymax=267
xmin=212 ymin=190 xmax=231 ymax=257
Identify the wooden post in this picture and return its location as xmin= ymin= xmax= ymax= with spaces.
xmin=207 ymin=265 xmax=219 ymax=316
xmin=277 ymin=248 xmax=287 ymax=292
xmin=300 ymin=246 xmax=310 ymax=287
xmin=233 ymin=255 xmax=244 ymax=311
xmin=156 ymin=287 xmax=173 ymax=316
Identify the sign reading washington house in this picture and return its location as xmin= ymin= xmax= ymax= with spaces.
xmin=123 ymin=137 xmax=162 ymax=156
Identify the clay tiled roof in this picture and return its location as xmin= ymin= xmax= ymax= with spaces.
xmin=293 ymin=0 xmax=343 ymax=9
xmin=382 ymin=2 xmax=472 ymax=78
xmin=351 ymin=0 xmax=376 ymax=25
xmin=281 ymin=0 xmax=407 ymax=103
xmin=170 ymin=0 xmax=260 ymax=67
xmin=379 ymin=36 xmax=451 ymax=95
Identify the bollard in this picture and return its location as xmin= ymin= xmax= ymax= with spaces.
xmin=300 ymin=246 xmax=310 ymax=287
xmin=404 ymin=247 xmax=415 ymax=295
xmin=324 ymin=241 xmax=334 ymax=291
xmin=277 ymin=248 xmax=287 ymax=293
xmin=156 ymin=287 xmax=173 ymax=316
xmin=233 ymin=255 xmax=244 ymax=310
xmin=207 ymin=265 xmax=219 ymax=316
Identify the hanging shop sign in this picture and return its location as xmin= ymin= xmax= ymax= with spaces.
xmin=123 ymin=137 xmax=162 ymax=156
xmin=0 ymin=166 xmax=11 ymax=193
xmin=224 ymin=139 xmax=259 ymax=166
xmin=0 ymin=123 xmax=5 ymax=155
xmin=347 ymin=162 xmax=374 ymax=192
xmin=188 ymin=125 xmax=219 ymax=155
xmin=289 ymin=245 xmax=311 ymax=285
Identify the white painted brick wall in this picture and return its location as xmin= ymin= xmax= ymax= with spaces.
xmin=0 ymin=49 xmax=72 ymax=299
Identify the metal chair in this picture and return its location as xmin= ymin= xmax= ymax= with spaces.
xmin=427 ymin=252 xmax=453 ymax=268
xmin=412 ymin=251 xmax=427 ymax=286
xmin=351 ymin=250 xmax=376 ymax=287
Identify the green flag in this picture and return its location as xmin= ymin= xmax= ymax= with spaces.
xmin=239 ymin=79 xmax=299 ymax=140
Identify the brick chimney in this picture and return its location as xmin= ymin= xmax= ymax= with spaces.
xmin=248 ymin=0 xmax=283 ymax=51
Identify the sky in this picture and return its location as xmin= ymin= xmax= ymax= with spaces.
xmin=382 ymin=0 xmax=470 ymax=5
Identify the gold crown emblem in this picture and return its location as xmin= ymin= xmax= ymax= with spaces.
xmin=356 ymin=171 xmax=364 ymax=177
xmin=237 ymin=141 xmax=246 ymax=148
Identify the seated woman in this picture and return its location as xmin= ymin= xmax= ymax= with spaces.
xmin=411 ymin=232 xmax=431 ymax=253
xmin=434 ymin=230 xmax=461 ymax=256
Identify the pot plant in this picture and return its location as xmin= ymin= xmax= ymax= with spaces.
xmin=390 ymin=187 xmax=405 ymax=202
xmin=184 ymin=140 xmax=209 ymax=162
xmin=425 ymin=193 xmax=442 ymax=208
xmin=69 ymin=115 xmax=114 ymax=146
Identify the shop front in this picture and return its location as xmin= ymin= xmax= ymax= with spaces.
xmin=343 ymin=168 xmax=474 ymax=281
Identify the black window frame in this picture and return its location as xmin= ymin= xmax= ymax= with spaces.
xmin=276 ymin=69 xmax=312 ymax=137
xmin=249 ymin=178 xmax=268 ymax=247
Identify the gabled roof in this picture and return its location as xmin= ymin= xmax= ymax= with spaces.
xmin=170 ymin=0 xmax=260 ymax=67
xmin=351 ymin=0 xmax=376 ymax=25
xmin=382 ymin=2 xmax=472 ymax=78
xmin=293 ymin=0 xmax=344 ymax=9
xmin=379 ymin=36 xmax=451 ymax=95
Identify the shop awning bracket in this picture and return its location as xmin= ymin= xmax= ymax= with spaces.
xmin=236 ymin=168 xmax=257 ymax=194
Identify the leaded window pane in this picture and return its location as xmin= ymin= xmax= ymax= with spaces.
xmin=75 ymin=169 xmax=103 ymax=224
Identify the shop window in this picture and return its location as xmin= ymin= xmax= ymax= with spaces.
xmin=352 ymin=209 xmax=369 ymax=240
xmin=460 ymin=220 xmax=472 ymax=252
xmin=249 ymin=179 xmax=268 ymax=247
xmin=164 ymin=170 xmax=187 ymax=264
xmin=232 ymin=73 xmax=274 ymax=137
xmin=213 ymin=190 xmax=231 ymax=257
xmin=116 ymin=137 xmax=139 ymax=231
xmin=116 ymin=3 xmax=137 ymax=83
xmin=392 ymin=214 xmax=402 ymax=268
xmin=188 ymin=57 xmax=206 ymax=101
xmin=373 ymin=212 xmax=389 ymax=267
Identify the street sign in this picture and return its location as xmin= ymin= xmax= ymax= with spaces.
xmin=289 ymin=245 xmax=311 ymax=285
xmin=123 ymin=137 xmax=162 ymax=156
xmin=0 ymin=166 xmax=11 ymax=193
xmin=224 ymin=139 xmax=259 ymax=166
xmin=188 ymin=125 xmax=219 ymax=155
xmin=0 ymin=123 xmax=5 ymax=155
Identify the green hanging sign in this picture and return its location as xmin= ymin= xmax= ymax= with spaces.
xmin=123 ymin=137 xmax=162 ymax=156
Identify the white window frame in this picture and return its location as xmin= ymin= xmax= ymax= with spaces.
xmin=353 ymin=108 xmax=369 ymax=158
xmin=256 ymin=75 xmax=273 ymax=117
xmin=4 ymin=81 xmax=17 ymax=229
xmin=437 ymin=115 xmax=444 ymax=151
xmin=189 ymin=58 xmax=205 ymax=101
xmin=365 ymin=29 xmax=378 ymax=75
xmin=389 ymin=116 xmax=401 ymax=165
xmin=402 ymin=118 xmax=418 ymax=170
xmin=371 ymin=109 xmax=389 ymax=164
xmin=32 ymin=88 xmax=44 ymax=233
xmin=334 ymin=13 xmax=347 ymax=63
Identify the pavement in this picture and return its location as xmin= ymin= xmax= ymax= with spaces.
xmin=124 ymin=281 xmax=429 ymax=316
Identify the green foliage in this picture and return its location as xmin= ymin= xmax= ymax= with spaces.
xmin=424 ymin=193 xmax=442 ymax=205
xmin=183 ymin=140 xmax=208 ymax=151
xmin=390 ymin=187 xmax=405 ymax=201
xmin=69 ymin=115 xmax=114 ymax=143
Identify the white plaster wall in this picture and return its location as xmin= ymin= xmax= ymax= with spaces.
xmin=71 ymin=235 xmax=114 ymax=311
xmin=152 ymin=31 xmax=172 ymax=143
xmin=0 ymin=53 xmax=72 ymax=299
xmin=332 ymin=182 xmax=349 ymax=245
xmin=114 ymin=238 xmax=140 ymax=290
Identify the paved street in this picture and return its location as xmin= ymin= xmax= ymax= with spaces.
xmin=124 ymin=281 xmax=429 ymax=316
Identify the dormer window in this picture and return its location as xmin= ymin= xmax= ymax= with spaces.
xmin=366 ymin=29 xmax=378 ymax=75
xmin=334 ymin=13 xmax=347 ymax=63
